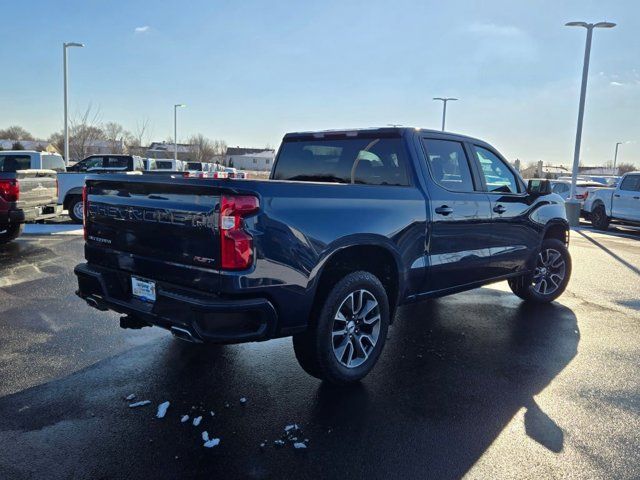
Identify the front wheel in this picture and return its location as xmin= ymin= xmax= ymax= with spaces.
xmin=293 ymin=271 xmax=390 ymax=384
xmin=0 ymin=224 xmax=24 ymax=244
xmin=508 ymin=238 xmax=571 ymax=303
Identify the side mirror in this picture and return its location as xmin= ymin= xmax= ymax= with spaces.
xmin=527 ymin=179 xmax=552 ymax=196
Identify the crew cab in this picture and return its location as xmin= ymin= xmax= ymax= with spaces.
xmin=585 ymin=172 xmax=640 ymax=230
xmin=59 ymin=154 xmax=145 ymax=223
xmin=75 ymin=128 xmax=571 ymax=384
xmin=0 ymin=152 xmax=62 ymax=243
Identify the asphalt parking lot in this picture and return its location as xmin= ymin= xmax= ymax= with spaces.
xmin=0 ymin=226 xmax=639 ymax=479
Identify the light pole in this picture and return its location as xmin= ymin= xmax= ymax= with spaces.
xmin=173 ymin=103 xmax=186 ymax=160
xmin=565 ymin=21 xmax=616 ymax=225
xmin=174 ymin=104 xmax=186 ymax=162
xmin=63 ymin=42 xmax=84 ymax=165
xmin=613 ymin=141 xmax=623 ymax=173
xmin=433 ymin=97 xmax=458 ymax=131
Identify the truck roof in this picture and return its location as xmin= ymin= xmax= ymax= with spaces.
xmin=282 ymin=127 xmax=491 ymax=146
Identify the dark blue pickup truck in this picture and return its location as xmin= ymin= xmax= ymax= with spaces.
xmin=75 ymin=128 xmax=571 ymax=383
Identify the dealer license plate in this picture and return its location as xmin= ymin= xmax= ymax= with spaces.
xmin=131 ymin=276 xmax=156 ymax=302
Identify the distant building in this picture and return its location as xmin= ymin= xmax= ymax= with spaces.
xmin=0 ymin=139 xmax=59 ymax=153
xmin=146 ymin=142 xmax=196 ymax=161
xmin=225 ymin=147 xmax=275 ymax=171
xmin=520 ymin=161 xmax=570 ymax=179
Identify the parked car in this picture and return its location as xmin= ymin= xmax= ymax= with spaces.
xmin=153 ymin=159 xmax=184 ymax=172
xmin=224 ymin=167 xmax=247 ymax=179
xmin=75 ymin=127 xmax=571 ymax=384
xmin=550 ymin=179 xmax=610 ymax=206
xmin=0 ymin=150 xmax=67 ymax=173
xmin=0 ymin=152 xmax=62 ymax=243
xmin=58 ymin=155 xmax=145 ymax=223
xmin=584 ymin=172 xmax=640 ymax=230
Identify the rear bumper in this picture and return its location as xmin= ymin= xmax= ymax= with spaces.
xmin=0 ymin=204 xmax=62 ymax=225
xmin=74 ymin=262 xmax=278 ymax=343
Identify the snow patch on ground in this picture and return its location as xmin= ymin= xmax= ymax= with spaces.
xmin=156 ymin=401 xmax=170 ymax=418
xmin=128 ymin=400 xmax=151 ymax=408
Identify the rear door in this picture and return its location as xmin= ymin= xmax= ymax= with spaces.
xmin=419 ymin=136 xmax=496 ymax=292
xmin=468 ymin=144 xmax=538 ymax=276
xmin=613 ymin=174 xmax=640 ymax=221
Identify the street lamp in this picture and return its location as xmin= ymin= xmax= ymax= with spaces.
xmin=613 ymin=141 xmax=623 ymax=173
xmin=174 ymin=104 xmax=186 ymax=162
xmin=63 ymin=42 xmax=84 ymax=165
xmin=433 ymin=97 xmax=458 ymax=131
xmin=565 ymin=21 xmax=616 ymax=226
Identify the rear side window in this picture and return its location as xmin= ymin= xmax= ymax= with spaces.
xmin=156 ymin=161 xmax=173 ymax=169
xmin=42 ymin=155 xmax=66 ymax=172
xmin=552 ymin=183 xmax=569 ymax=194
xmin=273 ymin=137 xmax=409 ymax=186
xmin=619 ymin=174 xmax=640 ymax=191
xmin=186 ymin=162 xmax=203 ymax=170
xmin=421 ymin=139 xmax=475 ymax=192
xmin=473 ymin=146 xmax=520 ymax=194
xmin=105 ymin=156 xmax=129 ymax=168
xmin=0 ymin=154 xmax=31 ymax=172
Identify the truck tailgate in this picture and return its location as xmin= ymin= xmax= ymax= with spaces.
xmin=16 ymin=170 xmax=57 ymax=209
xmin=86 ymin=177 xmax=223 ymax=271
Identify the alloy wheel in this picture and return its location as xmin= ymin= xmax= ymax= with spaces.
xmin=532 ymin=248 xmax=566 ymax=295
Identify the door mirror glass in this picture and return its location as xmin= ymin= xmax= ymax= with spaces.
xmin=527 ymin=179 xmax=552 ymax=196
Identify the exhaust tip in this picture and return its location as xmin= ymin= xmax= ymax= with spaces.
xmin=171 ymin=326 xmax=203 ymax=343
xmin=85 ymin=296 xmax=108 ymax=311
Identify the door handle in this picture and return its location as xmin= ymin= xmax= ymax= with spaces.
xmin=435 ymin=205 xmax=453 ymax=216
xmin=634 ymin=196 xmax=640 ymax=200
xmin=614 ymin=194 xmax=620 ymax=197
xmin=493 ymin=205 xmax=506 ymax=214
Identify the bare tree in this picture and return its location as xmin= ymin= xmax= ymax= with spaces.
xmin=126 ymin=118 xmax=152 ymax=156
xmin=103 ymin=122 xmax=130 ymax=154
xmin=0 ymin=125 xmax=34 ymax=141
xmin=186 ymin=134 xmax=227 ymax=163
xmin=617 ymin=162 xmax=636 ymax=175
xmin=69 ymin=104 xmax=105 ymax=161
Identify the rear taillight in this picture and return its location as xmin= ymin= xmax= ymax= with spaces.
xmin=82 ymin=185 xmax=88 ymax=241
xmin=575 ymin=192 xmax=588 ymax=200
xmin=0 ymin=179 xmax=19 ymax=202
xmin=219 ymin=195 xmax=259 ymax=270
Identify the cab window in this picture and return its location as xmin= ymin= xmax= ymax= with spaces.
xmin=473 ymin=146 xmax=520 ymax=194
xmin=421 ymin=139 xmax=475 ymax=192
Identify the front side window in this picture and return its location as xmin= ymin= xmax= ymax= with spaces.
xmin=79 ymin=156 xmax=104 ymax=171
xmin=422 ymin=139 xmax=475 ymax=192
xmin=474 ymin=146 xmax=520 ymax=194
xmin=619 ymin=174 xmax=640 ymax=192
xmin=552 ymin=183 xmax=569 ymax=194
xmin=0 ymin=155 xmax=31 ymax=172
xmin=273 ymin=137 xmax=409 ymax=186
xmin=43 ymin=155 xmax=66 ymax=172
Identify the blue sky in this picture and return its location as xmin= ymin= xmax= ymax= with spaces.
xmin=1 ymin=0 xmax=638 ymax=166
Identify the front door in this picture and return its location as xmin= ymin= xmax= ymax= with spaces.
xmin=469 ymin=144 xmax=539 ymax=276
xmin=613 ymin=174 xmax=640 ymax=222
xmin=419 ymin=136 xmax=497 ymax=292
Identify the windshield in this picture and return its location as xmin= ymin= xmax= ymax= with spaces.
xmin=186 ymin=162 xmax=203 ymax=170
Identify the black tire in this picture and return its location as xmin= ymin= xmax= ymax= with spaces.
xmin=68 ymin=195 xmax=84 ymax=224
xmin=292 ymin=271 xmax=390 ymax=384
xmin=0 ymin=224 xmax=24 ymax=244
xmin=508 ymin=238 xmax=571 ymax=303
xmin=590 ymin=204 xmax=610 ymax=231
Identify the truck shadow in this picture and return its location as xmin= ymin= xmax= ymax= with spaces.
xmin=0 ymin=287 xmax=578 ymax=480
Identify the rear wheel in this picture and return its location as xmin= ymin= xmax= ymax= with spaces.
xmin=68 ymin=196 xmax=83 ymax=224
xmin=0 ymin=224 xmax=24 ymax=244
xmin=293 ymin=271 xmax=389 ymax=384
xmin=508 ymin=238 xmax=571 ymax=303
xmin=590 ymin=204 xmax=610 ymax=231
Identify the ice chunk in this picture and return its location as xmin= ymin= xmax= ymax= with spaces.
xmin=129 ymin=400 xmax=151 ymax=408
xmin=181 ymin=415 xmax=189 ymax=423
xmin=204 ymin=438 xmax=220 ymax=448
xmin=284 ymin=424 xmax=299 ymax=432
xmin=293 ymin=442 xmax=307 ymax=449
xmin=193 ymin=416 xmax=202 ymax=426
xmin=156 ymin=401 xmax=170 ymax=419
xmin=202 ymin=431 xmax=209 ymax=442
xmin=274 ymin=439 xmax=285 ymax=448
xmin=210 ymin=411 xmax=215 ymax=417
xmin=239 ymin=397 xmax=247 ymax=405
xmin=125 ymin=394 xmax=136 ymax=401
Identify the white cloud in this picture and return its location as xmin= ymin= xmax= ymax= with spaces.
xmin=134 ymin=26 xmax=150 ymax=34
xmin=466 ymin=23 xmax=524 ymax=37
xmin=610 ymin=81 xmax=624 ymax=87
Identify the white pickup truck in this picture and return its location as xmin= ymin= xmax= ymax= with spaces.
xmin=584 ymin=172 xmax=640 ymax=230
xmin=58 ymin=154 xmax=145 ymax=222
